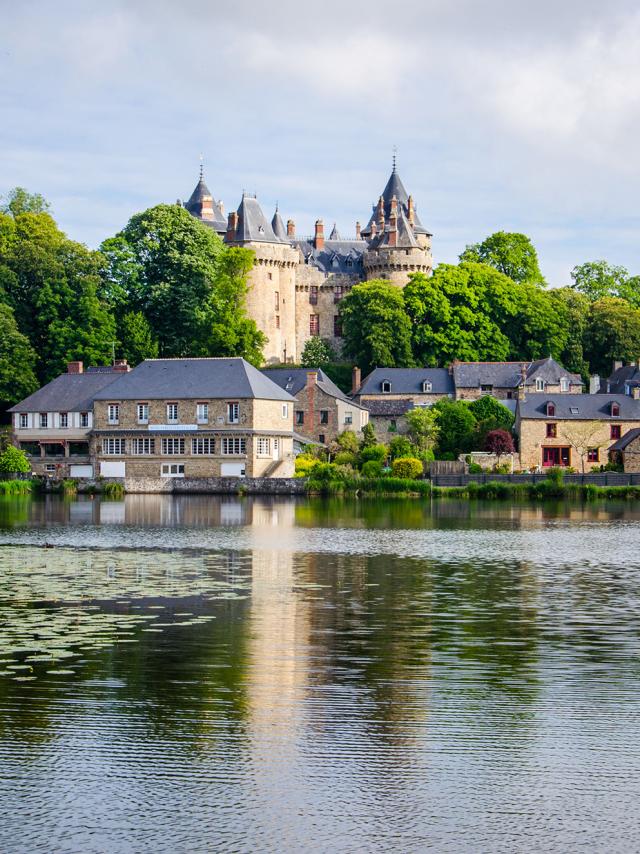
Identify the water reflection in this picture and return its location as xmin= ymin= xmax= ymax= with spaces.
xmin=0 ymin=496 xmax=639 ymax=851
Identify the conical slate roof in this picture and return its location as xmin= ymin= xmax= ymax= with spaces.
xmin=235 ymin=194 xmax=284 ymax=244
xmin=271 ymin=207 xmax=288 ymax=241
xmin=362 ymin=166 xmax=429 ymax=236
xmin=184 ymin=170 xmax=227 ymax=234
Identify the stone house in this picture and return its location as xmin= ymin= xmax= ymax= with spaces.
xmin=453 ymin=357 xmax=583 ymax=401
xmin=609 ymin=428 xmax=640 ymax=472
xmin=91 ymin=358 xmax=296 ymax=479
xmin=8 ymin=360 xmax=128 ymax=477
xmin=181 ymin=161 xmax=432 ymax=364
xmin=596 ymin=360 xmax=640 ymax=396
xmin=516 ymin=393 xmax=640 ymax=472
xmin=262 ymin=368 xmax=368 ymax=446
xmin=351 ymin=367 xmax=454 ymax=442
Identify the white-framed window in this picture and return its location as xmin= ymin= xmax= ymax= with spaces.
xmin=381 ymin=381 xmax=391 ymax=393
xmin=161 ymin=437 xmax=185 ymax=455
xmin=131 ymin=438 xmax=155 ymax=455
xmin=535 ymin=379 xmax=545 ymax=392
xmin=103 ymin=438 xmax=125 ymax=455
xmin=257 ymin=437 xmax=271 ymax=456
xmin=107 ymin=404 xmax=120 ymax=424
xmin=39 ymin=413 xmax=48 ymax=428
xmin=422 ymin=381 xmax=432 ymax=393
xmin=227 ymin=402 xmax=239 ymax=424
xmin=560 ymin=377 xmax=569 ymax=392
xmin=80 ymin=412 xmax=89 ymax=428
xmin=282 ymin=403 xmax=289 ymax=418
xmin=221 ymin=437 xmax=246 ymax=456
xmin=344 ymin=411 xmax=353 ymax=425
xmin=19 ymin=414 xmax=28 ymax=429
xmin=167 ymin=403 xmax=178 ymax=424
xmin=59 ymin=412 xmax=68 ymax=428
xmin=137 ymin=403 xmax=149 ymax=423
xmin=192 ymin=437 xmax=215 ymax=455
xmin=196 ymin=403 xmax=209 ymax=424
xmin=161 ymin=463 xmax=185 ymax=478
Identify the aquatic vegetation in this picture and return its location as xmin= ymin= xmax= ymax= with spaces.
xmin=0 ymin=480 xmax=33 ymax=496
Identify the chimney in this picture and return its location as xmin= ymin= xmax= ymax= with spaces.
xmin=377 ymin=196 xmax=385 ymax=231
xmin=370 ymin=220 xmax=377 ymax=237
xmin=633 ymin=386 xmax=640 ymax=400
xmin=390 ymin=195 xmax=398 ymax=216
xmin=351 ymin=366 xmax=361 ymax=394
xmin=387 ymin=207 xmax=398 ymax=247
xmin=67 ymin=361 xmax=83 ymax=374
xmin=355 ymin=221 xmax=361 ymax=240
xmin=518 ymin=363 xmax=527 ymax=401
xmin=589 ymin=374 xmax=601 ymax=394
xmin=314 ymin=219 xmax=324 ymax=251
xmin=407 ymin=195 xmax=415 ymax=226
xmin=200 ymin=194 xmax=214 ymax=222
xmin=287 ymin=219 xmax=295 ymax=238
xmin=226 ymin=211 xmax=238 ymax=243
xmin=218 ymin=199 xmax=225 ymax=216
xmin=113 ymin=359 xmax=130 ymax=373
xmin=306 ymin=370 xmax=318 ymax=388
xmin=614 ymin=360 xmax=623 ymax=371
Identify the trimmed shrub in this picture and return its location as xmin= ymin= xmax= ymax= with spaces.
xmin=360 ymin=444 xmax=388 ymax=465
xmin=0 ymin=446 xmax=30 ymax=474
xmin=392 ymin=457 xmax=423 ymax=479
xmin=294 ymin=454 xmax=319 ymax=478
xmin=361 ymin=460 xmax=383 ymax=478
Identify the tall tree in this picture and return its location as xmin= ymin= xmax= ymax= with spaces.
xmin=300 ymin=337 xmax=337 ymax=368
xmin=339 ymin=280 xmax=413 ymax=374
xmin=583 ymin=297 xmax=640 ymax=377
xmin=431 ymin=399 xmax=477 ymax=458
xmin=570 ymin=260 xmax=640 ymax=306
xmin=547 ymin=287 xmax=590 ymax=377
xmin=100 ymin=205 xmax=265 ymax=363
xmin=460 ymin=231 xmax=545 ymax=286
xmin=1 ymin=187 xmax=50 ymax=216
xmin=0 ymin=302 xmax=38 ymax=411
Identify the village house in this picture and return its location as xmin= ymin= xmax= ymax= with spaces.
xmin=262 ymin=368 xmax=368 ymax=445
xmin=595 ymin=360 xmax=640 ymax=396
xmin=90 ymin=358 xmax=296 ymax=479
xmin=452 ymin=357 xmax=583 ymax=401
xmin=8 ymin=360 xmax=129 ymax=477
xmin=609 ymin=428 xmax=640 ymax=472
xmin=351 ymin=367 xmax=454 ymax=442
xmin=516 ymin=393 xmax=640 ymax=472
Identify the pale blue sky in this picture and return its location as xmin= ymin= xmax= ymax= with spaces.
xmin=2 ymin=0 xmax=640 ymax=286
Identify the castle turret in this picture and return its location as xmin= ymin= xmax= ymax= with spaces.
xmin=183 ymin=165 xmax=227 ymax=236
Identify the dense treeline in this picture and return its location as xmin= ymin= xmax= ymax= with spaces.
xmin=1 ymin=190 xmax=640 ymax=416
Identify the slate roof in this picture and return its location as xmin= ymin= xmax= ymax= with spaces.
xmin=609 ymin=427 xmax=640 ymax=451
xmin=517 ymin=393 xmax=640 ymax=420
xmin=234 ymin=194 xmax=285 ymax=244
xmin=361 ymin=167 xmax=430 ymax=236
xmin=293 ymin=239 xmax=366 ymax=275
xmin=369 ymin=206 xmax=420 ymax=250
xmin=9 ymin=371 xmax=123 ymax=413
xmin=261 ymin=367 xmax=361 ymax=405
xmin=355 ymin=367 xmax=455 ymax=396
xmin=364 ymin=399 xmax=415 ymax=417
xmin=453 ymin=357 xmax=582 ymax=389
xmin=183 ymin=173 xmax=227 ymax=233
xmin=329 ymin=223 xmax=341 ymax=240
xmin=271 ymin=208 xmax=287 ymax=241
xmin=93 ymin=358 xmax=296 ymax=402
xmin=602 ymin=363 xmax=640 ymax=394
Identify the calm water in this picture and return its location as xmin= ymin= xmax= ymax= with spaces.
xmin=1 ymin=495 xmax=640 ymax=853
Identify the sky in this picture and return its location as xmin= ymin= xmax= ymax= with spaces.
xmin=2 ymin=0 xmax=640 ymax=286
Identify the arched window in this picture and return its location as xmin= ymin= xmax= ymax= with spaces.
xmin=611 ymin=402 xmax=620 ymax=417
xmin=381 ymin=380 xmax=391 ymax=393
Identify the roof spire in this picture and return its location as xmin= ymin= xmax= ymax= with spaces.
xmin=392 ymin=144 xmax=397 ymax=173
xmin=199 ymin=152 xmax=204 ymax=180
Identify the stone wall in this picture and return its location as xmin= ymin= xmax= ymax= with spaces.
xmin=294 ymin=267 xmax=358 ymax=357
xmin=123 ymin=476 xmax=307 ymax=495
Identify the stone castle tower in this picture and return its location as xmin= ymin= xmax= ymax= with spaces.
xmin=181 ymin=161 xmax=432 ymax=364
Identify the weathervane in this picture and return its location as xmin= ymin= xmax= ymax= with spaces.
xmin=392 ymin=145 xmax=398 ymax=172
xmin=199 ymin=152 xmax=204 ymax=179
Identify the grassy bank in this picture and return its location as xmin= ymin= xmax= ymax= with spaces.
xmin=0 ymin=480 xmax=34 ymax=495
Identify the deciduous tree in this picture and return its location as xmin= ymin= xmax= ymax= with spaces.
xmin=460 ymin=231 xmax=545 ymax=286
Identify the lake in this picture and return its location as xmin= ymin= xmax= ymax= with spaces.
xmin=0 ymin=494 xmax=639 ymax=853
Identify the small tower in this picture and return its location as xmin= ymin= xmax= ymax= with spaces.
xmin=183 ymin=163 xmax=227 ymax=236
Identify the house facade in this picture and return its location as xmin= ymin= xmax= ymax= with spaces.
xmin=262 ymin=368 xmax=368 ymax=445
xmin=516 ymin=393 xmax=640 ymax=472
xmin=452 ymin=357 xmax=583 ymax=401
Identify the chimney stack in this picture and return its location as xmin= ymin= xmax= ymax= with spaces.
xmin=370 ymin=221 xmax=377 ymax=237
xmin=200 ymin=194 xmax=214 ymax=221
xmin=633 ymin=386 xmax=640 ymax=400
xmin=407 ymin=195 xmax=415 ymax=226
xmin=314 ymin=219 xmax=324 ymax=251
xmin=355 ymin=221 xmax=361 ymax=240
xmin=589 ymin=374 xmax=601 ymax=395
xmin=287 ymin=219 xmax=295 ymax=238
xmin=614 ymin=360 xmax=623 ymax=371
xmin=226 ymin=211 xmax=238 ymax=243
xmin=351 ymin=366 xmax=361 ymax=394
xmin=113 ymin=359 xmax=130 ymax=373
xmin=218 ymin=199 xmax=225 ymax=216
xmin=518 ymin=364 xmax=527 ymax=401
xmin=67 ymin=361 xmax=83 ymax=374
xmin=390 ymin=195 xmax=398 ymax=216
xmin=377 ymin=196 xmax=385 ymax=231
xmin=306 ymin=370 xmax=318 ymax=388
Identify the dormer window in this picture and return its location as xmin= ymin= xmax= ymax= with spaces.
xmin=611 ymin=402 xmax=620 ymax=417
xmin=422 ymin=380 xmax=432 ymax=393
xmin=381 ymin=380 xmax=391 ymax=393
xmin=546 ymin=402 xmax=555 ymax=417
xmin=560 ymin=377 xmax=569 ymax=392
xmin=536 ymin=379 xmax=545 ymax=392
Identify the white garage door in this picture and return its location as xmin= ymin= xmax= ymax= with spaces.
xmin=100 ymin=461 xmax=126 ymax=478
xmin=220 ymin=462 xmax=246 ymax=477
xmin=69 ymin=464 xmax=93 ymax=478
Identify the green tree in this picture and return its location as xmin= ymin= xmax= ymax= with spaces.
xmin=118 ymin=311 xmax=158 ymax=365
xmin=1 ymin=187 xmax=50 ymax=216
xmin=460 ymin=231 xmax=545 ymax=286
xmin=360 ymin=422 xmax=377 ymax=449
xmin=583 ymin=297 xmax=640 ymax=377
xmin=339 ymin=281 xmax=413 ymax=374
xmin=570 ymin=260 xmax=640 ymax=306
xmin=432 ymin=399 xmax=477 ymax=458
xmin=300 ymin=337 xmax=337 ymax=367
xmin=405 ymin=407 xmax=439 ymax=452
xmin=388 ymin=435 xmax=414 ymax=460
xmin=0 ymin=445 xmax=30 ymax=473
xmin=101 ymin=206 xmax=265 ymax=363
xmin=0 ymin=206 xmax=116 ymax=382
xmin=548 ymin=287 xmax=590 ymax=377
xmin=0 ymin=303 xmax=38 ymax=409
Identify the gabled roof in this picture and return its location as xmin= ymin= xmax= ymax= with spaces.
xmin=526 ymin=356 xmax=582 ymax=386
xmin=8 ymin=371 xmax=123 ymax=413
xmin=609 ymin=427 xmax=640 ymax=451
xmin=517 ymin=393 xmax=640 ymax=421
xmin=93 ymin=358 xmax=295 ymax=402
xmin=453 ymin=359 xmax=582 ymax=389
xmin=293 ymin=239 xmax=366 ymax=275
xmin=183 ymin=172 xmax=227 ymax=233
xmin=271 ymin=208 xmax=287 ymax=241
xmin=234 ymin=195 xmax=285 ymax=244
xmin=261 ymin=367 xmax=363 ymax=406
xmin=355 ymin=367 xmax=454 ymax=396
xmin=603 ymin=363 xmax=640 ymax=394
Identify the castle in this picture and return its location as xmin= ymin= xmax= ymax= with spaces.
xmin=179 ymin=161 xmax=433 ymax=364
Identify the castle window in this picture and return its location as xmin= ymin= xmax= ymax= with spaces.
xmin=275 ymin=291 xmax=279 ymax=310
xmin=267 ymin=271 xmax=272 ymax=280
xmin=275 ymin=315 xmax=280 ymax=329
xmin=333 ymin=316 xmax=342 ymax=337
xmin=310 ymin=314 xmax=320 ymax=336
xmin=381 ymin=381 xmax=391 ymax=393
xmin=309 ymin=286 xmax=318 ymax=305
